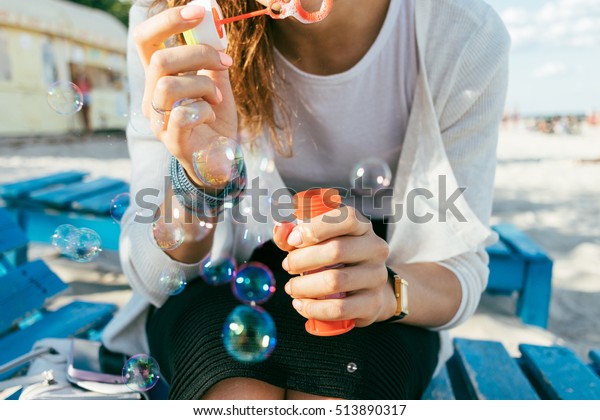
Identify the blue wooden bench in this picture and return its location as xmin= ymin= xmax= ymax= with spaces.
xmin=0 ymin=171 xmax=128 ymax=251
xmin=486 ymin=224 xmax=553 ymax=328
xmin=0 ymin=210 xmax=117 ymax=381
xmin=1 ymin=172 xmax=553 ymax=327
xmin=422 ymin=338 xmax=600 ymax=400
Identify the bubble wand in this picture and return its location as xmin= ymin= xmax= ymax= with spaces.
xmin=184 ymin=0 xmax=334 ymax=50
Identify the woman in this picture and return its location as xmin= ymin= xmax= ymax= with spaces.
xmin=102 ymin=0 xmax=510 ymax=399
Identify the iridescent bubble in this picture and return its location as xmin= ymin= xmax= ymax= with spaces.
xmin=51 ymin=224 xmax=78 ymax=252
xmin=192 ymin=136 xmax=245 ymax=188
xmin=152 ymin=216 xmax=185 ymax=251
xmin=47 ymin=81 xmax=83 ymax=115
xmin=223 ymin=305 xmax=277 ymax=363
xmin=172 ymin=98 xmax=202 ymax=126
xmin=110 ymin=192 xmax=130 ymax=223
xmin=232 ymin=263 xmax=275 ymax=304
xmin=122 ymin=354 xmax=160 ymax=392
xmin=201 ymin=256 xmax=237 ymax=286
xmin=158 ymin=267 xmax=187 ymax=296
xmin=350 ymin=157 xmax=392 ymax=195
xmin=63 ymin=227 xmax=102 ymax=262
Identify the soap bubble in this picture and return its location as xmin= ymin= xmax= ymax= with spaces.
xmin=65 ymin=228 xmax=102 ymax=262
xmin=350 ymin=158 xmax=392 ymax=195
xmin=122 ymin=354 xmax=160 ymax=392
xmin=192 ymin=136 xmax=244 ymax=188
xmin=110 ymin=192 xmax=130 ymax=223
xmin=172 ymin=98 xmax=202 ymax=126
xmin=223 ymin=305 xmax=277 ymax=363
xmin=47 ymin=81 xmax=83 ymax=115
xmin=158 ymin=267 xmax=187 ymax=296
xmin=51 ymin=224 xmax=79 ymax=251
xmin=232 ymin=263 xmax=275 ymax=304
xmin=201 ymin=256 xmax=237 ymax=286
xmin=51 ymin=225 xmax=102 ymax=262
xmin=346 ymin=362 xmax=358 ymax=373
xmin=152 ymin=216 xmax=185 ymax=251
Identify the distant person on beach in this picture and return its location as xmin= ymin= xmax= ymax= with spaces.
xmin=75 ymin=73 xmax=93 ymax=135
xmin=102 ymin=0 xmax=510 ymax=400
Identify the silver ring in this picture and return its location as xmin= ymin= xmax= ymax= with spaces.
xmin=151 ymin=101 xmax=169 ymax=115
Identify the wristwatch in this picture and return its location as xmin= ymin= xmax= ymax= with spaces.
xmin=385 ymin=267 xmax=409 ymax=322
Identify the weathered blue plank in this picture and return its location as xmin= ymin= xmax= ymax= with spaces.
xmin=0 ymin=301 xmax=117 ymax=380
xmin=452 ymin=338 xmax=539 ymax=400
xmin=29 ymin=178 xmax=127 ymax=209
xmin=520 ymin=344 xmax=600 ymax=400
xmin=0 ymin=171 xmax=88 ymax=200
xmin=487 ymin=238 xmax=527 ymax=293
xmin=0 ymin=260 xmax=68 ymax=334
xmin=516 ymin=258 xmax=553 ymax=328
xmin=421 ymin=365 xmax=455 ymax=400
xmin=492 ymin=224 xmax=551 ymax=261
xmin=590 ymin=350 xmax=600 ymax=374
xmin=0 ymin=208 xmax=28 ymax=265
xmin=71 ymin=184 xmax=129 ymax=215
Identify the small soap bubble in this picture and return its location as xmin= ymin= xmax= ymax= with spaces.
xmin=64 ymin=227 xmax=102 ymax=262
xmin=51 ymin=224 xmax=78 ymax=252
xmin=158 ymin=267 xmax=187 ymax=296
xmin=201 ymin=256 xmax=237 ymax=286
xmin=346 ymin=362 xmax=358 ymax=373
xmin=122 ymin=354 xmax=160 ymax=392
xmin=172 ymin=98 xmax=202 ymax=126
xmin=152 ymin=216 xmax=185 ymax=251
xmin=350 ymin=158 xmax=392 ymax=195
xmin=192 ymin=136 xmax=245 ymax=188
xmin=47 ymin=81 xmax=83 ymax=115
xmin=110 ymin=192 xmax=130 ymax=223
xmin=232 ymin=263 xmax=275 ymax=304
xmin=223 ymin=305 xmax=277 ymax=363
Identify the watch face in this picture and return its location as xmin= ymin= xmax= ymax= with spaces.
xmin=400 ymin=278 xmax=409 ymax=316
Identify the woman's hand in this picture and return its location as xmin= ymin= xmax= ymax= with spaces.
xmin=133 ymin=4 xmax=238 ymax=186
xmin=273 ymin=206 xmax=397 ymax=327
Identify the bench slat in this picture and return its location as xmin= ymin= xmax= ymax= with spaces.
xmin=0 ymin=208 xmax=28 ymax=256
xmin=452 ymin=338 xmax=539 ymax=400
xmin=492 ymin=224 xmax=551 ymax=261
xmin=0 ymin=260 xmax=68 ymax=334
xmin=0 ymin=171 xmax=88 ymax=199
xmin=421 ymin=365 xmax=455 ymax=400
xmin=71 ymin=184 xmax=129 ymax=215
xmin=29 ymin=178 xmax=127 ymax=209
xmin=0 ymin=301 xmax=117 ymax=380
xmin=520 ymin=344 xmax=600 ymax=400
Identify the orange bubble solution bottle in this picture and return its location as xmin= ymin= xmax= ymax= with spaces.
xmin=292 ymin=188 xmax=355 ymax=336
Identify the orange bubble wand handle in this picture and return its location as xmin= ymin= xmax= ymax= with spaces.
xmin=292 ymin=189 xmax=355 ymax=337
xmin=217 ymin=8 xmax=270 ymax=25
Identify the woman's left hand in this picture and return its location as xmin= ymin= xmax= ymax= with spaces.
xmin=272 ymin=206 xmax=397 ymax=327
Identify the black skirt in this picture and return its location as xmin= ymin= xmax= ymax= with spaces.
xmin=147 ymin=223 xmax=440 ymax=400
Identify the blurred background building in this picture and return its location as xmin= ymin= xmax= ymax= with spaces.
xmin=0 ymin=0 xmax=128 ymax=136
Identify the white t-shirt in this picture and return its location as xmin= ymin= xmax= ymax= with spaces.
xmin=274 ymin=0 xmax=417 ymax=218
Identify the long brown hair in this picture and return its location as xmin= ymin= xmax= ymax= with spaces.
xmin=149 ymin=0 xmax=291 ymax=155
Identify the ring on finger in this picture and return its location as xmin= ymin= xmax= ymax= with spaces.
xmin=151 ymin=100 xmax=169 ymax=115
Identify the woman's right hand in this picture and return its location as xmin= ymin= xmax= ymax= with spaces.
xmin=133 ymin=4 xmax=238 ymax=187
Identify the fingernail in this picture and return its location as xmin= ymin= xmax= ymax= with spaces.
xmin=215 ymin=86 xmax=223 ymax=103
xmin=284 ymin=282 xmax=291 ymax=295
xmin=287 ymin=228 xmax=303 ymax=247
xmin=219 ymin=52 xmax=233 ymax=67
xmin=282 ymin=257 xmax=289 ymax=271
xmin=292 ymin=299 xmax=303 ymax=311
xmin=180 ymin=5 xmax=205 ymax=20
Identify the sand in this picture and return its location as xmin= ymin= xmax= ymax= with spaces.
xmin=1 ymin=124 xmax=599 ymax=362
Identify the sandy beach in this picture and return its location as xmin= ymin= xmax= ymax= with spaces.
xmin=1 ymin=124 xmax=599 ymax=362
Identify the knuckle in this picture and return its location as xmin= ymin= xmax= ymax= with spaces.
xmin=149 ymin=50 xmax=169 ymax=72
xmin=326 ymin=241 xmax=344 ymax=262
xmin=323 ymin=270 xmax=344 ymax=293
xmin=132 ymin=26 xmax=147 ymax=47
xmin=154 ymin=77 xmax=176 ymax=101
xmin=327 ymin=301 xmax=346 ymax=320
xmin=375 ymin=238 xmax=390 ymax=261
xmin=375 ymin=265 xmax=388 ymax=287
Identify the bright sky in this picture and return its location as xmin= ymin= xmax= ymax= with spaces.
xmin=484 ymin=0 xmax=600 ymax=116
